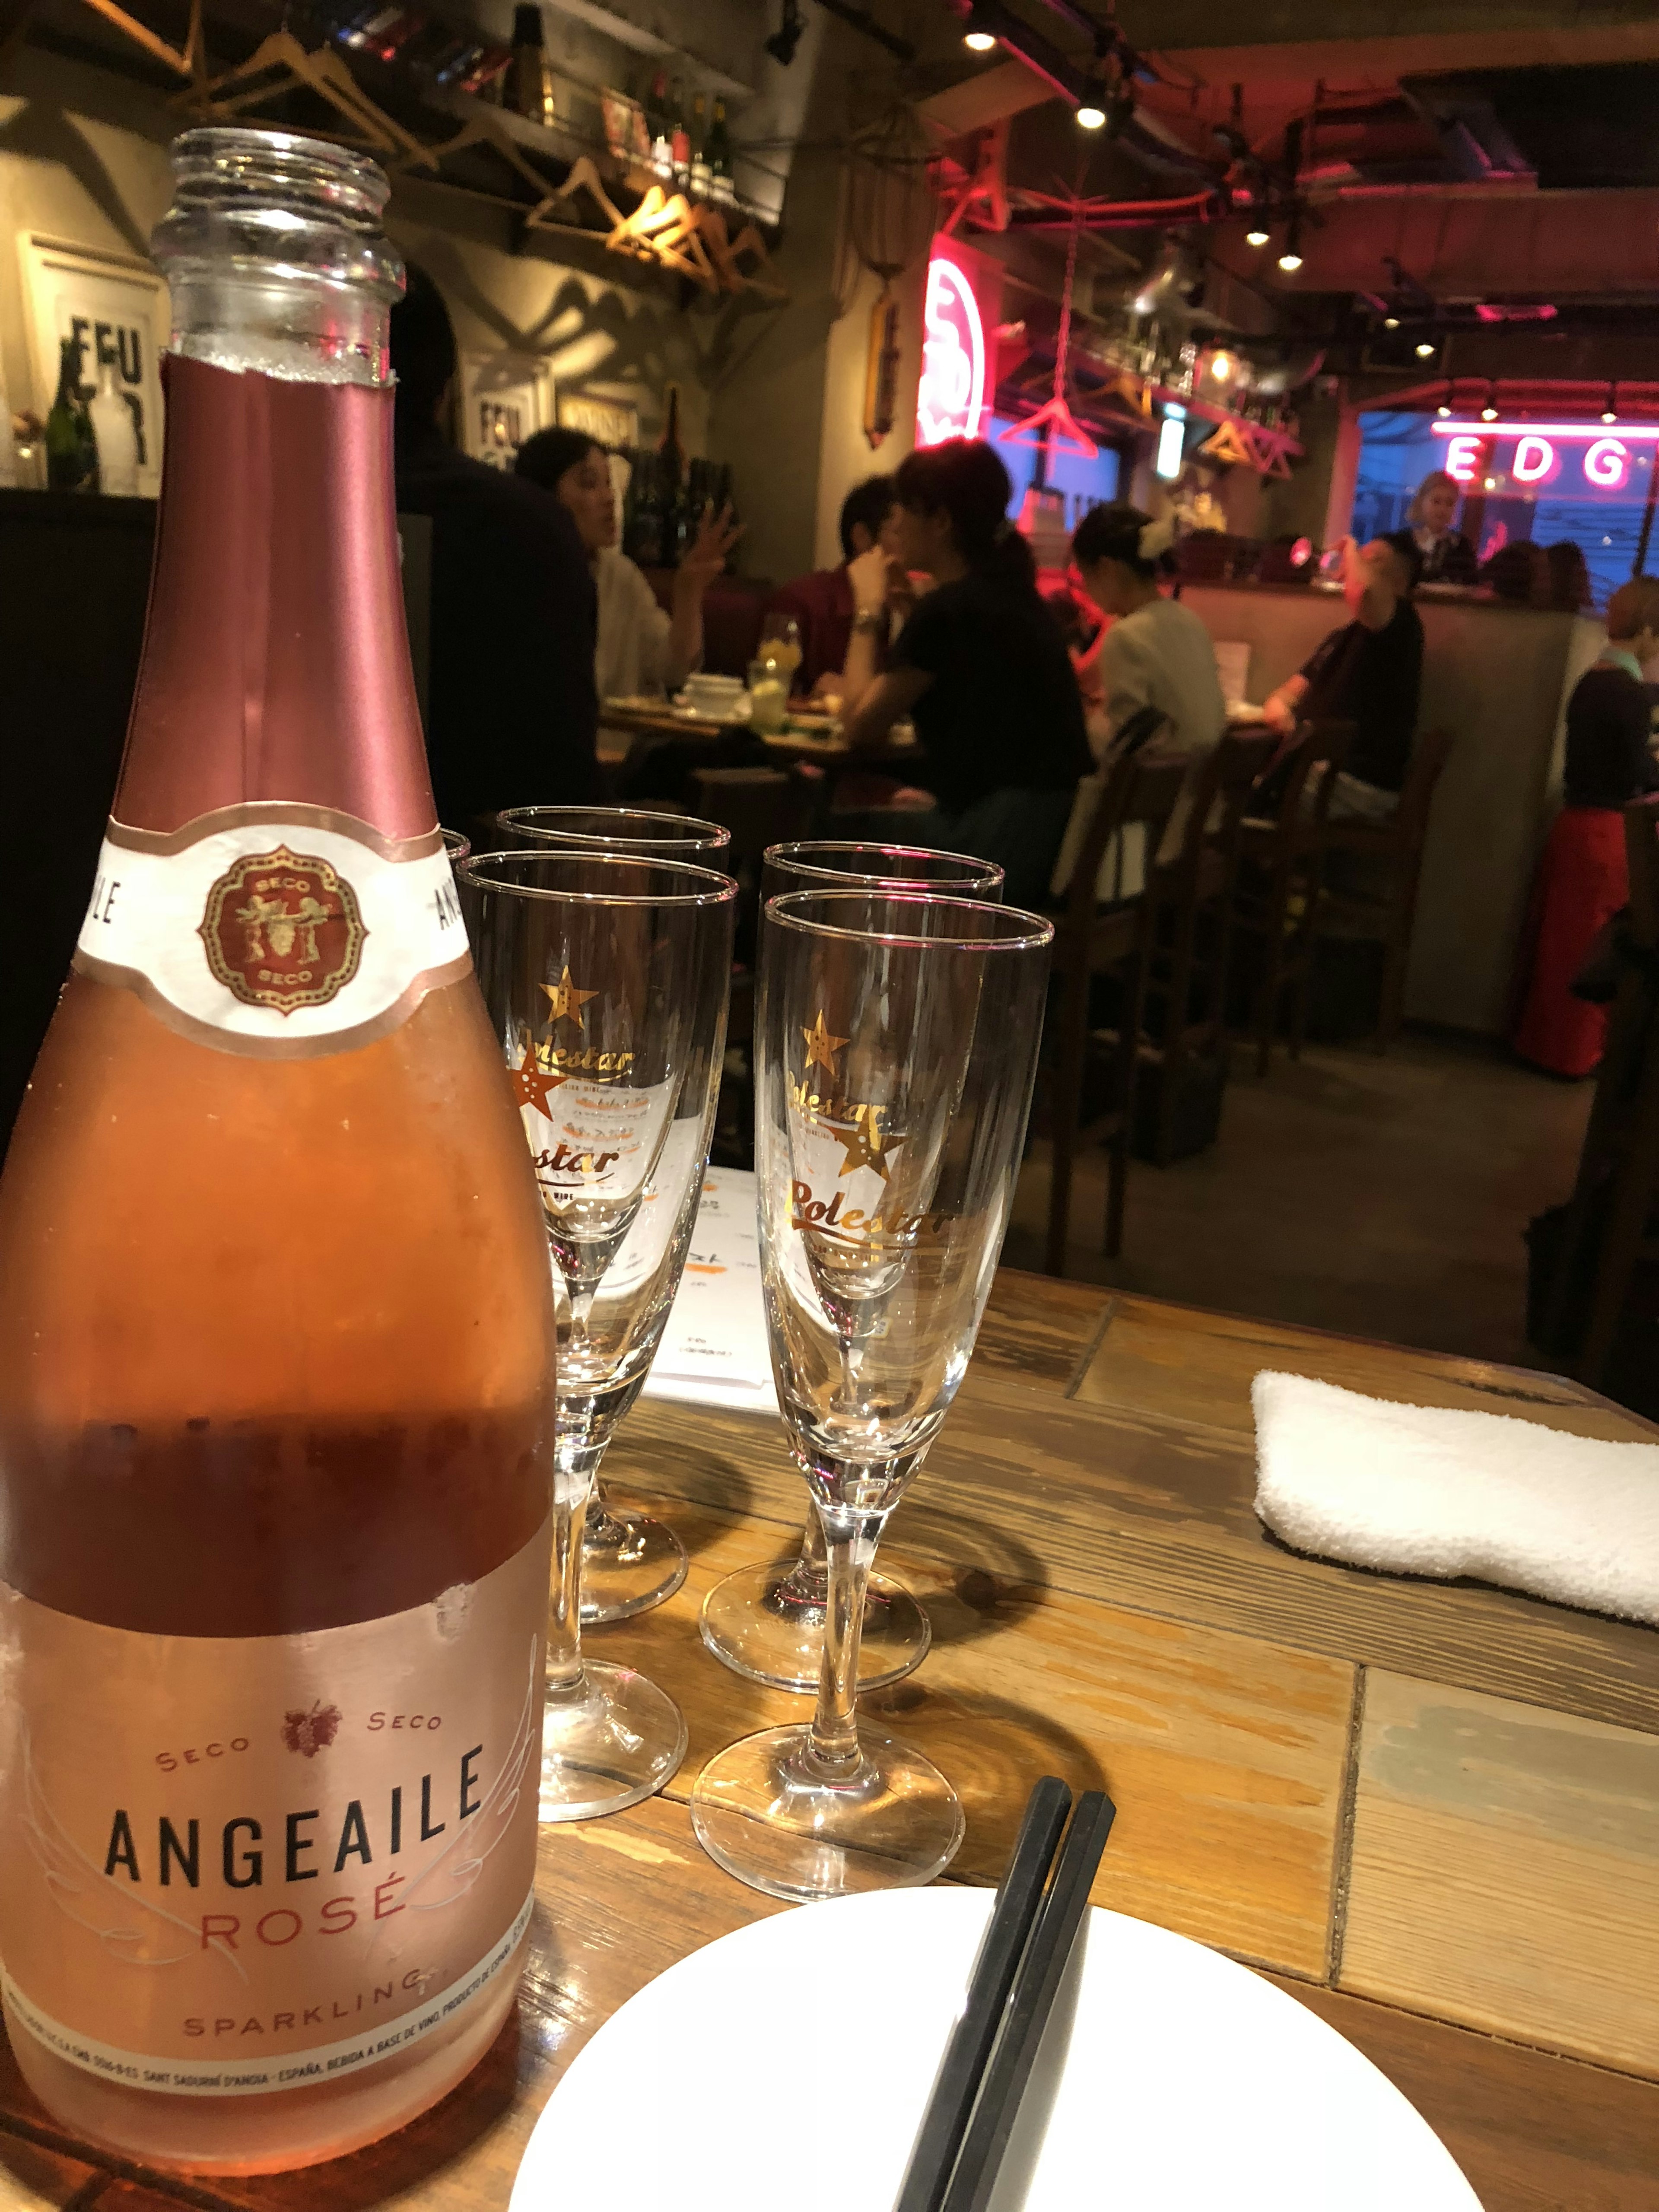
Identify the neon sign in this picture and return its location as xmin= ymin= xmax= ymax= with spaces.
xmin=916 ymin=247 xmax=986 ymax=448
xmin=1433 ymin=420 xmax=1647 ymax=496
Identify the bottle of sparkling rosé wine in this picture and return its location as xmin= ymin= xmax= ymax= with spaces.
xmin=0 ymin=128 xmax=559 ymax=2176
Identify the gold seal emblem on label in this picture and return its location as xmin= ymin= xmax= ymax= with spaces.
xmin=198 ymin=845 xmax=367 ymax=1014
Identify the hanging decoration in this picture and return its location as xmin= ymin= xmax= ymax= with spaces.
xmin=184 ymin=31 xmax=434 ymax=164
xmin=863 ymin=295 xmax=902 ymax=448
xmin=998 ymin=171 xmax=1097 ymax=461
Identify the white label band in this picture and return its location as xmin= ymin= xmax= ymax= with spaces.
xmin=74 ymin=806 xmax=470 ymax=1058
xmin=2 ymin=1892 xmax=534 ymax=2098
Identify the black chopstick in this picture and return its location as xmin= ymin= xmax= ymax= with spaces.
xmin=938 ymin=1789 xmax=1118 ymax=2212
xmin=893 ymin=1776 xmax=1074 ymax=2212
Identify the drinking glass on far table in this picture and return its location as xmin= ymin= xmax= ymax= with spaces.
xmin=690 ymin=888 xmax=1051 ymax=1900
xmin=488 ymin=805 xmax=733 ymax=1625
xmin=760 ymin=611 xmax=802 ymax=688
xmin=459 ymin=848 xmax=735 ymax=1820
xmin=699 ymin=841 xmax=1004 ymax=1695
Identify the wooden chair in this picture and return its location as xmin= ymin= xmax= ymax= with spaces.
xmin=1042 ymin=712 xmax=1186 ymax=1275
xmin=1315 ymin=728 xmax=1454 ymax=1052
xmin=1544 ymin=796 xmax=1659 ymax=1384
xmin=1231 ymin=719 xmax=1355 ymax=1076
xmin=1134 ymin=728 xmax=1281 ymax=1167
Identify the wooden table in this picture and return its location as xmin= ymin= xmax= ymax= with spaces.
xmin=4 ymin=1282 xmax=1657 ymax=2210
xmin=596 ymin=697 xmax=921 ymax=773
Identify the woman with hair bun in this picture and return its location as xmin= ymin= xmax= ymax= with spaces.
xmin=1071 ymin=502 xmax=1226 ymax=762
xmin=836 ymin=437 xmax=1092 ymax=906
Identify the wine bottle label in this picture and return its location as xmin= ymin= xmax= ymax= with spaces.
xmin=0 ymin=1520 xmax=549 ymax=2098
xmin=73 ymin=803 xmax=470 ymax=1059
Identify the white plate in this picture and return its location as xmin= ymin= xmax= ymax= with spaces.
xmin=510 ymin=1887 xmax=1480 ymax=2212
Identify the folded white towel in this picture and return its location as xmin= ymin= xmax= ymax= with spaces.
xmin=1251 ymin=1370 xmax=1659 ymax=1627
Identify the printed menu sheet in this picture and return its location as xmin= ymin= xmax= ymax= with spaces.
xmin=642 ymin=1167 xmax=779 ymax=1414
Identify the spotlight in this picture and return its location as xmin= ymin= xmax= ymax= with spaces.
xmin=1245 ymin=223 xmax=1270 ymax=248
xmin=1276 ymin=215 xmax=1303 ymax=273
xmin=1415 ymin=341 xmax=1435 ymax=359
xmin=1384 ymin=316 xmax=1399 ymax=330
xmin=1437 ymin=404 xmax=1452 ymax=418
xmin=764 ymin=0 xmax=804 ymax=65
xmin=1481 ymin=404 xmax=1498 ymax=422
xmin=1076 ymin=102 xmax=1106 ymax=128
xmin=963 ymin=28 xmax=996 ymax=50
xmin=1208 ymin=349 xmax=1235 ymax=381
xmin=1602 ymin=383 xmax=1619 ymax=425
xmin=1603 ymin=406 xmax=1618 ymax=425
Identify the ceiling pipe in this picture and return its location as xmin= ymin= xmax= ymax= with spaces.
xmin=814 ymin=0 xmax=914 ymax=60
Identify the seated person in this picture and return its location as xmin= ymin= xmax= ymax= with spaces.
xmin=390 ymin=268 xmax=600 ymax=833
xmin=1481 ymin=539 xmax=1549 ymax=607
xmin=765 ymin=474 xmax=906 ymax=694
xmin=1408 ymin=470 xmax=1478 ymax=585
xmin=1262 ymin=530 xmax=1424 ymax=820
xmin=515 ymin=427 xmax=738 ymax=701
xmin=835 ymin=438 xmax=1092 ymax=909
xmin=1545 ymin=540 xmax=1593 ymax=613
xmin=1514 ymin=578 xmax=1659 ymax=1077
xmin=1072 ymin=502 xmax=1226 ymax=761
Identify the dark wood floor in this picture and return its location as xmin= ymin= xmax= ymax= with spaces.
xmin=1006 ymin=1029 xmax=1592 ymax=1366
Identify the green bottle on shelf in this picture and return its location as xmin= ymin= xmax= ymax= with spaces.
xmin=706 ymin=98 xmax=734 ymax=209
xmin=688 ymin=92 xmax=709 ymax=199
xmin=46 ymin=336 xmax=98 ymax=494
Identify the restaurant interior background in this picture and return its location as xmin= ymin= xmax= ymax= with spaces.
xmin=6 ymin=0 xmax=1659 ymax=1391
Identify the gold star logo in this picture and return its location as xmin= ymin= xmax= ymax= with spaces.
xmin=512 ymin=1052 xmax=566 ymax=1115
xmin=542 ymin=965 xmax=599 ymax=1027
xmin=834 ymin=1115 xmax=902 ymax=1182
xmin=801 ymin=1008 xmax=848 ymax=1075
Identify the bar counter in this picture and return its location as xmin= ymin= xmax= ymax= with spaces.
xmin=1 ymin=1274 xmax=1654 ymax=2210
xmin=1181 ymin=580 xmax=1605 ymax=1035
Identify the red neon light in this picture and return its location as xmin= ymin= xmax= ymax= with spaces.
xmin=1444 ymin=433 xmax=1485 ymax=483
xmin=1586 ymin=435 xmax=1631 ymax=490
xmin=1512 ymin=434 xmax=1559 ymax=486
xmin=917 ymin=248 xmax=986 ymax=448
xmin=1431 ymin=420 xmax=1659 ymax=441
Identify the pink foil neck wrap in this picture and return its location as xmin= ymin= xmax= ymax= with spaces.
xmin=116 ymin=354 xmax=437 ymax=840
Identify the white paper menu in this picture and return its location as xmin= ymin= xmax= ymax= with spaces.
xmin=641 ymin=1167 xmax=779 ymax=1414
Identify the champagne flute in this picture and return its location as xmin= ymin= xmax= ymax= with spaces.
xmin=691 ymin=890 xmax=1051 ymax=1899
xmin=699 ymin=841 xmax=1004 ymax=1694
xmin=494 ymin=805 xmax=733 ymax=1625
xmin=459 ymin=848 xmax=735 ymax=1820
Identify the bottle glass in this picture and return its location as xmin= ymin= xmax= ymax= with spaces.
xmin=0 ymin=128 xmax=559 ymax=2175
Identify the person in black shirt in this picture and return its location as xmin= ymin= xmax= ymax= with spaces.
xmin=390 ymin=266 xmax=599 ymax=838
xmin=1262 ymin=529 xmax=1424 ymax=818
xmin=1407 ymin=470 xmax=1478 ymax=585
xmin=836 ymin=439 xmax=1092 ymax=906
xmin=1514 ymin=578 xmax=1659 ymax=1076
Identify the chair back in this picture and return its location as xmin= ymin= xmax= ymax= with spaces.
xmin=1159 ymin=728 xmax=1280 ymax=894
xmin=1394 ymin=727 xmax=1454 ymax=846
xmin=1055 ymin=707 xmax=1182 ymax=922
xmin=1256 ymin=717 xmax=1354 ymax=841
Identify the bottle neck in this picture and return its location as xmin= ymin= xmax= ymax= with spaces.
xmin=117 ymin=354 xmax=434 ymax=838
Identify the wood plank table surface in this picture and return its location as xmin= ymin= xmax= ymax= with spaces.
xmin=596 ymin=696 xmax=921 ymax=770
xmin=3 ymin=1280 xmax=1656 ymax=2210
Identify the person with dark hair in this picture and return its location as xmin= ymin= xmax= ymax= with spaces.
xmin=1408 ymin=470 xmax=1478 ymax=585
xmin=763 ymin=473 xmax=903 ymax=694
xmin=1514 ymin=576 xmax=1659 ymax=1075
xmin=1482 ymin=538 xmax=1549 ymax=607
xmin=835 ymin=438 xmax=1092 ymax=906
xmin=390 ymin=265 xmax=600 ymax=831
xmin=516 ymin=426 xmax=738 ymax=700
xmin=1545 ymin=540 xmax=1593 ymax=613
xmin=1261 ymin=527 xmax=1425 ymax=819
xmin=1072 ymin=502 xmax=1225 ymax=759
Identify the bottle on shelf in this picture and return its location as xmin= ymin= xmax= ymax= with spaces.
xmin=501 ymin=2 xmax=555 ymax=125
xmin=669 ymin=81 xmax=691 ymax=191
xmin=706 ymin=97 xmax=734 ymax=208
xmin=45 ymin=335 xmax=96 ymax=493
xmin=657 ymin=381 xmax=686 ymax=498
xmin=88 ymin=356 xmax=140 ymax=496
xmin=646 ymin=66 xmax=673 ymax=181
xmin=0 ymin=126 xmax=558 ymax=2178
xmin=688 ymin=91 xmax=710 ymax=199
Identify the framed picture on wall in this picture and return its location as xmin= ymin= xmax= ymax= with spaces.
xmin=559 ymin=393 xmax=639 ymax=450
xmin=460 ymin=352 xmax=555 ymax=472
xmin=17 ymin=235 xmax=169 ymax=497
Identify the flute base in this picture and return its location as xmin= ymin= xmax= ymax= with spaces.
xmin=699 ymin=1557 xmax=931 ymax=1693
xmin=579 ymin=1499 xmax=688 ymax=1625
xmin=539 ymin=1659 xmax=687 ymax=1824
xmin=690 ymin=1720 xmax=964 ymax=1902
